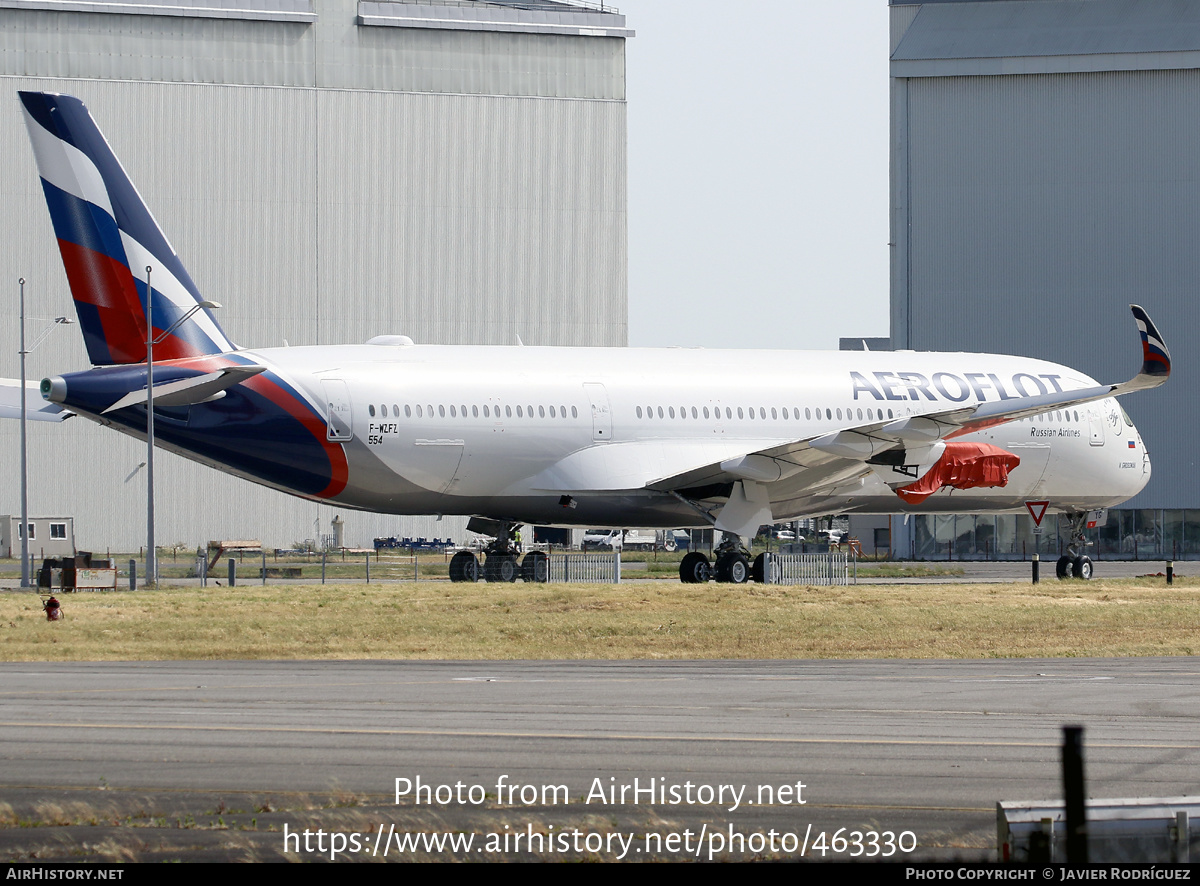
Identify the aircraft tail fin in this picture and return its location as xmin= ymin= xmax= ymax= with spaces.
xmin=19 ymin=91 xmax=234 ymax=365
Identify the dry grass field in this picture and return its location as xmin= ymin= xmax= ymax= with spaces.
xmin=2 ymin=576 xmax=1196 ymax=661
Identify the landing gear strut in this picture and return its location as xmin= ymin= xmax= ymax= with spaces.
xmin=451 ymin=523 xmax=547 ymax=583
xmin=1056 ymin=512 xmax=1095 ymax=580
xmin=479 ymin=523 xmax=522 ymax=583
xmin=679 ymin=533 xmax=753 ymax=584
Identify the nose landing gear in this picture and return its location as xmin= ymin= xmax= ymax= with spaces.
xmin=1056 ymin=511 xmax=1096 ymax=580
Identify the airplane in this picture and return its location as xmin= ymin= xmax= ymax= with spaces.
xmin=3 ymin=91 xmax=1172 ymax=585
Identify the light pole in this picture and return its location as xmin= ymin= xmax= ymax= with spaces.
xmin=18 ymin=277 xmax=73 ymax=588
xmin=143 ymin=264 xmax=220 ymax=587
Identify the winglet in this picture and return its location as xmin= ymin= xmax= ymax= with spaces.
xmin=1131 ymin=304 xmax=1170 ymax=379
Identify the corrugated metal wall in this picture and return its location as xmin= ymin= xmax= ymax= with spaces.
xmin=0 ymin=1 xmax=628 ymax=551
xmin=893 ymin=62 xmax=1198 ymax=509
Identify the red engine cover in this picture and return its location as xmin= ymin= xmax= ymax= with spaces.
xmin=895 ymin=442 xmax=1021 ymax=505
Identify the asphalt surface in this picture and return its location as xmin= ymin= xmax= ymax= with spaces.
xmin=1 ymin=658 xmax=1197 ymax=861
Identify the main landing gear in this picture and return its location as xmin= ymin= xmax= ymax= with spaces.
xmin=1055 ymin=511 xmax=1095 ymax=580
xmin=448 ymin=523 xmax=549 ymax=583
xmin=680 ymin=534 xmax=767 ymax=584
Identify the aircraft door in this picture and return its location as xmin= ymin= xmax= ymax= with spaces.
xmin=322 ymin=380 xmax=353 ymax=442
xmin=583 ymin=382 xmax=612 ymax=443
xmin=1087 ymin=407 xmax=1104 ymax=446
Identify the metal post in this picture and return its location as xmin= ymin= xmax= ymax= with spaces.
xmin=1062 ymin=725 xmax=1088 ymax=864
xmin=145 ymin=267 xmax=156 ymax=587
xmin=613 ymin=548 xmax=621 ymax=584
xmin=365 ymin=551 xmax=370 ymax=583
xmin=129 ymin=559 xmax=136 ymax=591
xmin=764 ymin=551 xmax=773 ymax=585
xmin=18 ymin=278 xmax=28 ymax=588
xmin=227 ymin=557 xmax=236 ymax=587
xmin=1167 ymin=561 xmax=1174 ymax=585
xmin=321 ymin=550 xmax=326 ymax=584
xmin=1032 ymin=553 xmax=1039 ymax=584
xmin=414 ymin=555 xmax=418 ymax=581
xmin=262 ymin=550 xmax=266 ymax=585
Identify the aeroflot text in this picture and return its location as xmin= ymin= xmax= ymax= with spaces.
xmin=851 ymin=372 xmax=1066 ymax=403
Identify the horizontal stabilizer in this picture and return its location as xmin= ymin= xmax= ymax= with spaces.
xmin=102 ymin=365 xmax=267 ymax=413
xmin=0 ymin=379 xmax=72 ymax=422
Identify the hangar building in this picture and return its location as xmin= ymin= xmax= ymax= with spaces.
xmin=888 ymin=0 xmax=1200 ymax=560
xmin=0 ymin=0 xmax=631 ymax=552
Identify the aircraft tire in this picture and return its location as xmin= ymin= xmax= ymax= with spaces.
xmin=1072 ymin=555 xmax=1093 ymax=580
xmin=484 ymin=554 xmax=518 ymax=583
xmin=521 ymin=551 xmax=549 ymax=583
xmin=679 ymin=552 xmax=710 ymax=584
xmin=1055 ymin=555 xmax=1073 ymax=579
xmin=751 ymin=553 xmax=768 ymax=584
xmin=726 ymin=554 xmax=749 ymax=584
xmin=449 ymin=550 xmax=478 ymax=583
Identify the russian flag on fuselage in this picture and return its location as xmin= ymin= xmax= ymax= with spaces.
xmin=19 ymin=92 xmax=234 ymax=365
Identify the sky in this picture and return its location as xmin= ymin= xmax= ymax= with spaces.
xmin=620 ymin=1 xmax=891 ymax=350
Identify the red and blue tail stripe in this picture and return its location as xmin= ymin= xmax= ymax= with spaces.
xmin=20 ymin=91 xmax=234 ymax=365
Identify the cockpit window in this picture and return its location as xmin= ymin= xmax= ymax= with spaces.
xmin=1119 ymin=404 xmax=1134 ymax=428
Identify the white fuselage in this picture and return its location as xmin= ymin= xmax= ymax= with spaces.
xmin=237 ymin=341 xmax=1149 ymax=527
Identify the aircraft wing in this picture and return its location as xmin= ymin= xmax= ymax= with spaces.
xmin=642 ymin=305 xmax=1170 ymax=535
xmin=0 ymin=379 xmax=73 ymax=422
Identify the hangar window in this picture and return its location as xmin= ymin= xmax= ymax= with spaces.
xmin=50 ymin=523 xmax=67 ymax=540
